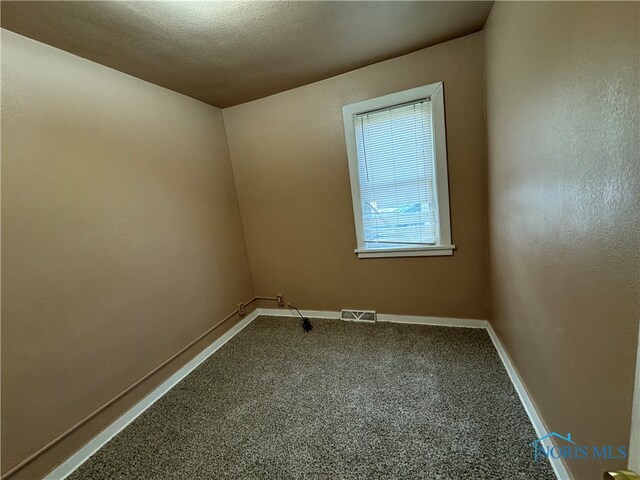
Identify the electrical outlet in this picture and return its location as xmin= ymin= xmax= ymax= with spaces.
xmin=276 ymin=294 xmax=285 ymax=307
xmin=238 ymin=303 xmax=246 ymax=316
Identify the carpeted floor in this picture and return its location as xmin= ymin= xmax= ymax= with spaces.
xmin=69 ymin=316 xmax=555 ymax=479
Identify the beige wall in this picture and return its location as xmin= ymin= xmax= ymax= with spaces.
xmin=484 ymin=3 xmax=639 ymax=478
xmin=224 ymin=32 xmax=489 ymax=319
xmin=1 ymin=30 xmax=254 ymax=478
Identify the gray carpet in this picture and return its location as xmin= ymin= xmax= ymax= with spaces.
xmin=69 ymin=316 xmax=555 ymax=479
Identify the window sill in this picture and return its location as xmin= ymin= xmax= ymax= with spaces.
xmin=354 ymin=245 xmax=455 ymax=259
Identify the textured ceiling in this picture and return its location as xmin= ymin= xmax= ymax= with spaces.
xmin=0 ymin=1 xmax=493 ymax=107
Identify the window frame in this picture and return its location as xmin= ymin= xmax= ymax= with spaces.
xmin=342 ymin=82 xmax=454 ymax=259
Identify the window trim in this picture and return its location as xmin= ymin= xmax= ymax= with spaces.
xmin=342 ymin=82 xmax=454 ymax=259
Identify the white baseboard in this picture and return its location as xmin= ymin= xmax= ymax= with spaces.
xmin=377 ymin=313 xmax=487 ymax=328
xmin=628 ymin=320 xmax=640 ymax=473
xmin=257 ymin=307 xmax=341 ymax=319
xmin=257 ymin=307 xmax=487 ymax=328
xmin=486 ymin=324 xmax=572 ymax=480
xmin=44 ymin=308 xmax=567 ymax=480
xmin=45 ymin=309 xmax=260 ymax=480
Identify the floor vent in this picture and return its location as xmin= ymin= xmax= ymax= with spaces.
xmin=340 ymin=309 xmax=377 ymax=323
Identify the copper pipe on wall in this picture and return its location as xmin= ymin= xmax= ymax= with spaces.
xmin=2 ymin=295 xmax=272 ymax=479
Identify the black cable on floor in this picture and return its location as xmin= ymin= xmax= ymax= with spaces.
xmin=287 ymin=303 xmax=313 ymax=333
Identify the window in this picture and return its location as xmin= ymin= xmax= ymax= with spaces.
xmin=342 ymin=82 xmax=454 ymax=258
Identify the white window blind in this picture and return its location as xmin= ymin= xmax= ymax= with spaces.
xmin=354 ymin=99 xmax=438 ymax=249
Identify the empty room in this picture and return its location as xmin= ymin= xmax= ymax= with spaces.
xmin=1 ymin=1 xmax=639 ymax=479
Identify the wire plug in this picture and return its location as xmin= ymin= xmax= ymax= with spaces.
xmin=288 ymin=303 xmax=313 ymax=333
xmin=300 ymin=316 xmax=313 ymax=333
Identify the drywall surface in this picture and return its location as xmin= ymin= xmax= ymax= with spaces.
xmin=484 ymin=3 xmax=640 ymax=478
xmin=224 ymin=32 xmax=489 ymax=320
xmin=1 ymin=29 xmax=253 ymax=478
